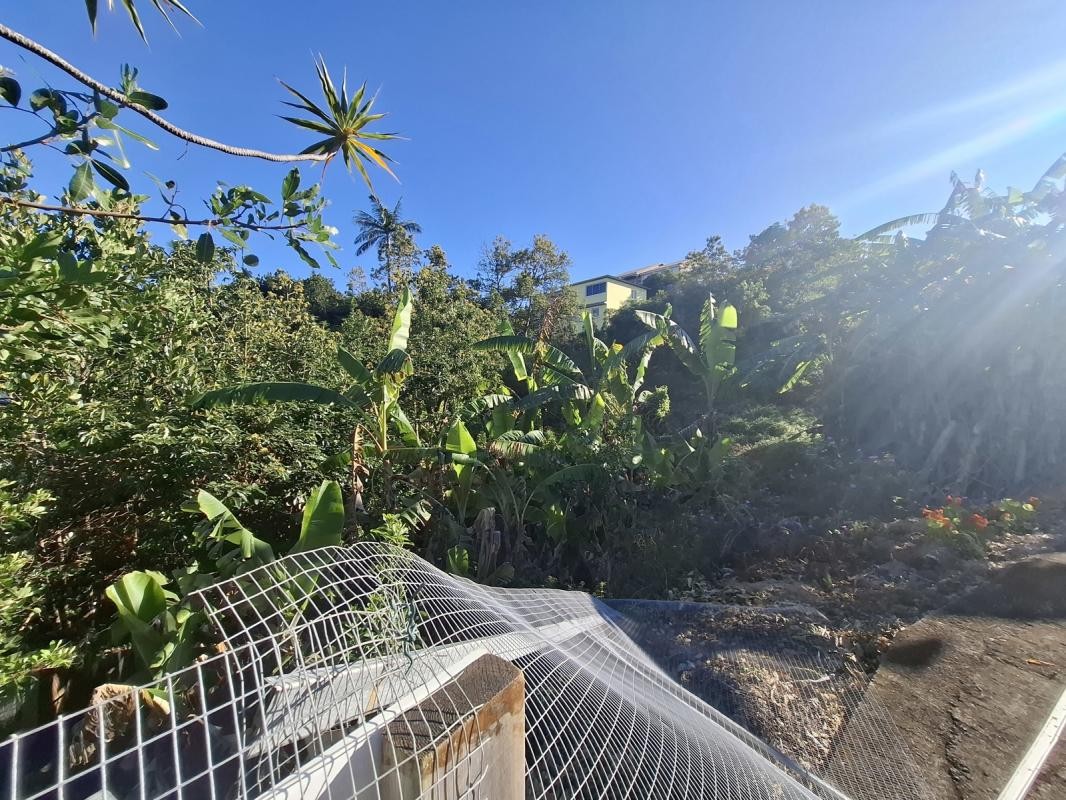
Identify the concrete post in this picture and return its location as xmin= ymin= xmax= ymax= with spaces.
xmin=380 ymin=654 xmax=525 ymax=800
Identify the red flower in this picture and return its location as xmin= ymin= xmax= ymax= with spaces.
xmin=968 ymin=514 xmax=989 ymax=530
xmin=946 ymin=495 xmax=963 ymax=507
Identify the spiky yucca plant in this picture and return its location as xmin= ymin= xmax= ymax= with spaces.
xmin=281 ymin=57 xmax=400 ymax=191
xmin=84 ymin=0 xmax=198 ymax=41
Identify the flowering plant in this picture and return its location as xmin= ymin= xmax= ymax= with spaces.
xmin=921 ymin=495 xmax=1038 ymax=553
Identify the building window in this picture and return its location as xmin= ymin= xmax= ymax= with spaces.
xmin=585 ymin=281 xmax=606 ymax=296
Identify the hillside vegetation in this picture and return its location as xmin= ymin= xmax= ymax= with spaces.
xmin=0 ymin=2 xmax=1061 ymax=735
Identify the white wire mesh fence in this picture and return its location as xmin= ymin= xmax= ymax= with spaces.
xmin=1 ymin=544 xmax=922 ymax=799
xmin=606 ymin=600 xmax=933 ymax=800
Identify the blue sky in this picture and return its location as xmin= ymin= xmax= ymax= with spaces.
xmin=5 ymin=1 xmax=1066 ymax=282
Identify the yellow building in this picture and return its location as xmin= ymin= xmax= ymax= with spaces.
xmin=569 ymin=275 xmax=647 ymax=328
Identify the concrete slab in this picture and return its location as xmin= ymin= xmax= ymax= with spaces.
xmin=834 ymin=554 xmax=1066 ymax=800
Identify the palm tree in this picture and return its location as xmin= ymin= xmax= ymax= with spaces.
xmin=353 ymin=196 xmax=422 ymax=291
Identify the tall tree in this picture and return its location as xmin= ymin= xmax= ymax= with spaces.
xmin=472 ymin=236 xmax=518 ymax=299
xmin=472 ymin=234 xmax=574 ymax=336
xmin=353 ymin=196 xmax=423 ymax=291
xmin=681 ymin=235 xmax=736 ymax=281
xmin=301 ymin=273 xmax=351 ymax=328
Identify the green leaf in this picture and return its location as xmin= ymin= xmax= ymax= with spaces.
xmin=375 ymin=348 xmax=413 ymax=379
xmin=522 ymin=464 xmax=605 ymax=523
xmin=387 ymin=286 xmax=413 ymax=352
xmin=719 ymin=303 xmax=738 ymax=330
xmin=582 ymin=392 xmax=607 ymax=431
xmin=489 ymin=429 xmax=545 ymax=457
xmin=120 ymin=0 xmax=148 ymax=40
xmin=195 ymin=232 xmax=215 ymax=264
xmin=96 ymin=118 xmax=159 ymax=149
xmin=220 ymin=228 xmax=248 ymax=248
xmin=127 ymin=90 xmax=168 ymax=111
xmin=473 ymin=334 xmax=539 ymax=356
xmin=30 ymin=89 xmax=66 ymax=115
xmin=538 ymin=344 xmax=583 ymax=381
xmin=492 ymin=318 xmax=528 ymax=382
xmin=68 ymin=163 xmax=95 ymax=201
xmin=279 ymin=56 xmax=399 ymax=191
xmin=856 ymin=213 xmax=940 ymax=241
xmin=337 ymin=346 xmax=372 ymax=383
xmin=106 ymin=571 xmax=167 ymax=625
xmin=777 ymin=359 xmax=813 ymax=395
xmin=459 ymin=392 xmax=513 ymax=419
xmin=444 ymin=417 xmax=477 ymax=518
xmin=281 ymin=168 xmax=300 ymax=200
xmin=0 ymin=76 xmax=20 ymax=107
xmin=447 ymin=546 xmax=471 ymax=577
xmin=193 ymin=490 xmax=233 ymax=522
xmin=390 ymin=405 xmax=421 ymax=446
xmin=94 ymin=94 xmax=120 ymax=119
xmin=619 ymin=329 xmax=663 ymax=363
xmin=90 ymin=159 xmax=130 ymax=192
xmin=535 ymin=463 xmax=603 ymax=493
xmin=445 ymin=418 xmax=477 ymax=460
xmin=514 ymin=382 xmax=593 ymax=412
xmin=291 ymin=480 xmax=344 ymax=553
xmin=242 ymin=254 xmax=259 ymax=267
xmin=20 ymin=231 xmax=63 ymax=263
xmin=194 ymin=490 xmax=274 ymax=567
xmin=105 ymin=570 xmax=168 ymax=670
xmin=192 ymin=381 xmax=357 ymax=409
xmin=474 ymin=335 xmax=582 ymax=381
xmin=85 ymin=0 xmax=100 ymax=31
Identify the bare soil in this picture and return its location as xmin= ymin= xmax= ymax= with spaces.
xmin=608 ymin=516 xmax=1066 ymax=799
xmin=840 ymin=554 xmax=1066 ymax=799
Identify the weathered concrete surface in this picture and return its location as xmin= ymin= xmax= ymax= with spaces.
xmin=381 ymin=654 xmax=525 ymax=799
xmin=837 ymin=553 xmax=1066 ymax=799
xmin=1029 ymin=740 xmax=1066 ymax=799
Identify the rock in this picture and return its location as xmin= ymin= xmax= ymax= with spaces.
xmin=875 ymin=560 xmax=914 ymax=582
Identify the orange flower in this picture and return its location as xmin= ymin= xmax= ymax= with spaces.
xmin=922 ymin=508 xmax=950 ymax=527
xmin=968 ymin=514 xmax=989 ymax=530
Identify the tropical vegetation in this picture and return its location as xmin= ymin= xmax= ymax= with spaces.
xmin=0 ymin=0 xmax=1062 ymax=750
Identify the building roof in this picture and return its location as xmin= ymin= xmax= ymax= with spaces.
xmin=569 ymin=274 xmax=647 ymax=291
xmin=617 ymin=260 xmax=684 ymax=280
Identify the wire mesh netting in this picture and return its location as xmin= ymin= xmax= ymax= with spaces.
xmin=605 ymin=600 xmax=932 ymax=800
xmin=1 ymin=544 xmax=926 ymax=799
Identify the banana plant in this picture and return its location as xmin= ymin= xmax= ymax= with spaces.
xmin=638 ymin=428 xmax=732 ymax=491
xmin=473 ymin=313 xmax=663 ymax=437
xmin=580 ymin=310 xmax=664 ymax=419
xmin=636 ymin=294 xmax=738 ymax=420
xmin=106 ymin=479 xmax=345 ymax=681
xmin=193 ymin=287 xmax=418 ymax=505
xmin=193 ymin=286 xmax=415 ymax=449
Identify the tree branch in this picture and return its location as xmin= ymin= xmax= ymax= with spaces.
xmin=0 ymin=22 xmax=328 ymax=164
xmin=0 ymin=197 xmax=306 ymax=232
xmin=1 ymin=131 xmax=60 ymax=153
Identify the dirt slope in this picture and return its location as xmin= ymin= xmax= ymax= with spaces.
xmin=834 ymin=554 xmax=1066 ymax=799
